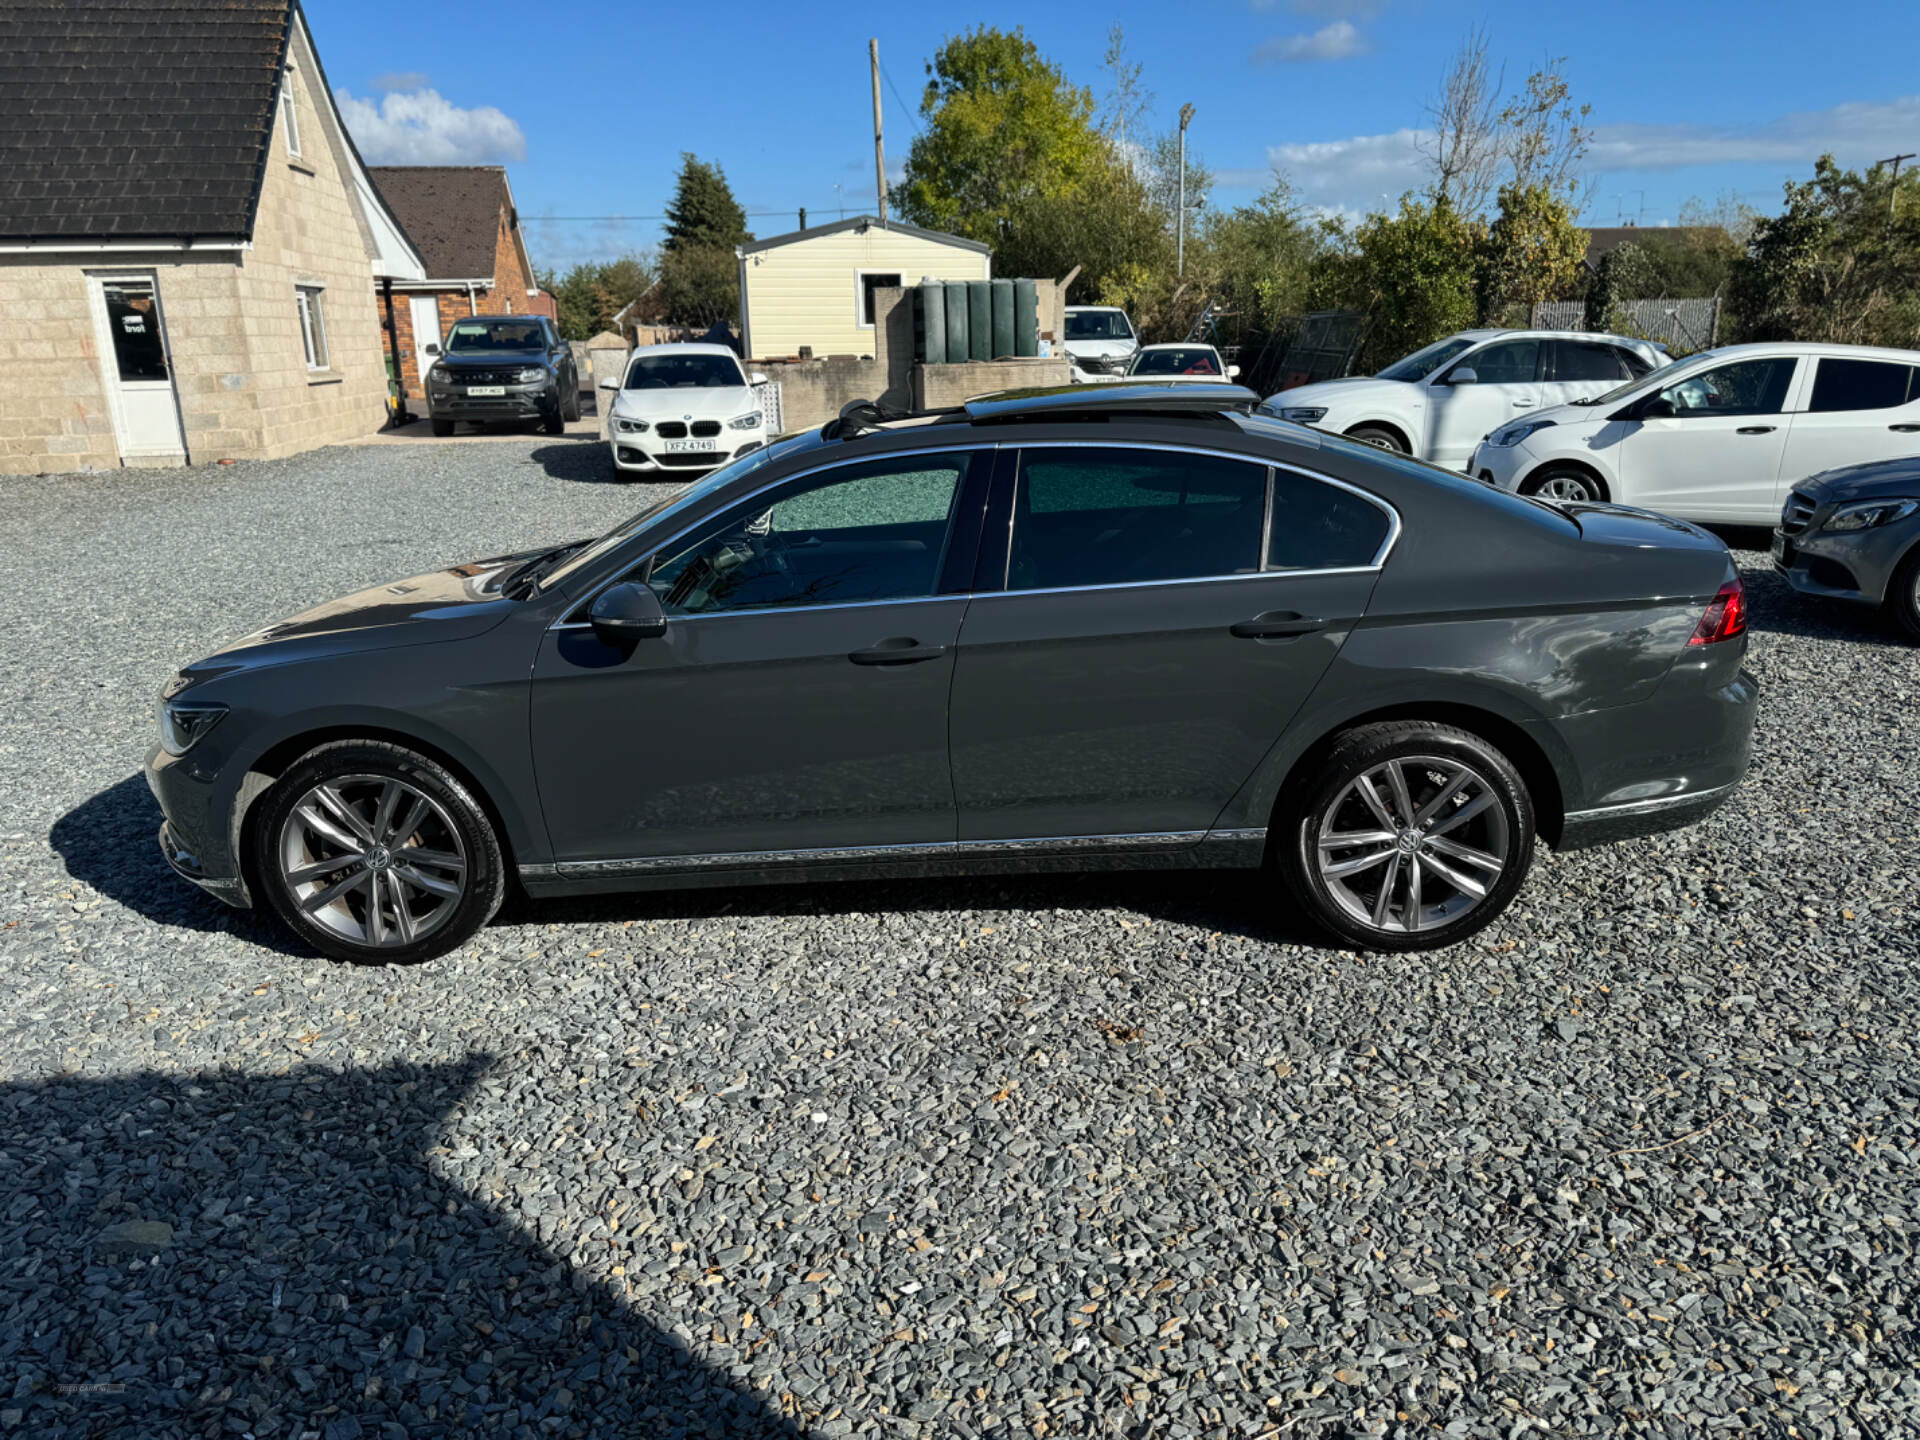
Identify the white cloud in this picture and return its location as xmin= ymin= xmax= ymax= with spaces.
xmin=1255 ymin=96 xmax=1920 ymax=216
xmin=368 ymin=71 xmax=429 ymax=93
xmin=336 ymin=88 xmax=527 ymax=165
xmin=1252 ymin=20 xmax=1369 ymax=64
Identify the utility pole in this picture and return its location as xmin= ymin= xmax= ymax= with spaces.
xmin=1879 ymin=153 xmax=1915 ymax=218
xmin=1177 ymin=102 xmax=1194 ymax=277
xmin=870 ymin=38 xmax=888 ymax=224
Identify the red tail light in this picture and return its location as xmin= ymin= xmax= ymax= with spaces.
xmin=1689 ymin=578 xmax=1747 ymax=647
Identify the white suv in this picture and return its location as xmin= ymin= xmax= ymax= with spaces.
xmin=1264 ymin=329 xmax=1671 ymax=469
xmin=1471 ymin=342 xmax=1920 ymax=524
xmin=599 ymin=343 xmax=769 ymax=477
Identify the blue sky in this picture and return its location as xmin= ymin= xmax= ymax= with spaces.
xmin=313 ymin=0 xmax=1920 ymax=273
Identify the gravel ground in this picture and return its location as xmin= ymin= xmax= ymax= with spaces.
xmin=1 ymin=435 xmax=1915 ymax=1440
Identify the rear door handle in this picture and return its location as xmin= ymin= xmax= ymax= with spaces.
xmin=1890 ymin=423 xmax=1920 ymax=432
xmin=1230 ymin=611 xmax=1325 ymax=640
xmin=849 ymin=637 xmax=948 ymax=666
xmin=1736 ymin=425 xmax=1776 ymax=435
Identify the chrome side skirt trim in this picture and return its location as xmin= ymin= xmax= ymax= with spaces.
xmin=1562 ymin=781 xmax=1738 ymax=823
xmin=522 ymin=828 xmax=1213 ymax=881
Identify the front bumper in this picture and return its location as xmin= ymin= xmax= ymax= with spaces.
xmin=158 ymin=820 xmax=248 ymax=907
xmin=608 ymin=435 xmax=763 ymax=474
xmin=1771 ymin=521 xmax=1914 ymax=608
xmin=426 ymin=380 xmax=559 ymax=422
xmin=147 ymin=745 xmax=251 ymax=907
xmin=1468 ymin=441 xmax=1529 ymax=490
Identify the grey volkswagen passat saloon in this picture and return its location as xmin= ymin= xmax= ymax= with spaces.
xmin=148 ymin=384 xmax=1758 ymax=963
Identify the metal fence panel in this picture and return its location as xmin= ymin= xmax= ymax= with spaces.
xmin=1532 ymin=298 xmax=1721 ymax=354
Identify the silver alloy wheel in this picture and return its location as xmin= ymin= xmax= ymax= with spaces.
xmin=1315 ymin=754 xmax=1510 ymax=934
xmin=278 ymin=774 xmax=467 ymax=949
xmin=1532 ymin=472 xmax=1596 ymax=502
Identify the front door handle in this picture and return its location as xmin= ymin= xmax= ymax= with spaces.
xmin=1736 ymin=425 xmax=1777 ymax=435
xmin=849 ymin=637 xmax=948 ymax=666
xmin=1891 ymin=423 xmax=1920 ymax=432
xmin=1230 ymin=612 xmax=1325 ymax=640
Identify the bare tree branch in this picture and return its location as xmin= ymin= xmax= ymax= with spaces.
xmin=1419 ymin=26 xmax=1503 ymax=216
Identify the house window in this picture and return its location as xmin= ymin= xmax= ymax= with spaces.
xmin=857 ymin=271 xmax=902 ymax=329
xmin=281 ymin=71 xmax=303 ymax=158
xmin=295 ymin=286 xmax=329 ymax=370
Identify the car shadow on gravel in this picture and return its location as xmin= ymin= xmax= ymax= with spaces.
xmin=528 ymin=442 xmax=625 ymax=485
xmin=0 ymin=1059 xmax=802 ymax=1438
xmin=500 ymin=868 xmax=1325 ymax=948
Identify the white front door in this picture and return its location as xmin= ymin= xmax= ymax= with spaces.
xmin=1619 ymin=356 xmax=1801 ymax=523
xmin=410 ymin=295 xmax=442 ymax=385
xmin=1777 ymin=355 xmax=1920 ymax=500
xmin=87 ymin=274 xmax=186 ymax=462
xmin=1425 ymin=337 xmax=1543 ymax=468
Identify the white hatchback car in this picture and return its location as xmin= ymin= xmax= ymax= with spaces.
xmin=1470 ymin=342 xmax=1920 ymax=524
xmin=1122 ymin=343 xmax=1240 ymax=383
xmin=1264 ymin=329 xmax=1671 ymax=469
xmin=600 ymin=343 xmax=768 ymax=477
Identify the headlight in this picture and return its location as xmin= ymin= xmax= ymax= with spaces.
xmin=614 ymin=417 xmax=649 ymax=434
xmin=157 ymin=693 xmax=227 ymax=756
xmin=515 ymin=367 xmax=548 ymax=384
xmin=728 ymin=411 xmax=763 ymax=431
xmin=1490 ymin=419 xmax=1556 ymax=447
xmin=1823 ymin=498 xmax=1919 ymax=532
xmin=1279 ymin=406 xmax=1327 ymax=424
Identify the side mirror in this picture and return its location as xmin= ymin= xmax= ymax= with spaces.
xmin=1444 ymin=366 xmax=1478 ymax=386
xmin=598 ymin=374 xmax=621 ymax=390
xmin=588 ymin=582 xmax=667 ymax=644
xmin=749 ymin=371 xmax=768 ymax=386
xmin=424 ymin=343 xmax=441 ymax=357
xmin=1639 ymin=397 xmax=1676 ymax=419
xmin=1226 ymin=364 xmax=1241 ymax=379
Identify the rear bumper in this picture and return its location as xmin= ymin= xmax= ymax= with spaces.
xmin=1558 ymin=779 xmax=1740 ymax=850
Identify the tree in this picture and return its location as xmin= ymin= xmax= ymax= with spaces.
xmin=662 ymin=155 xmax=748 ymax=252
xmin=539 ymin=254 xmax=659 ymax=340
xmin=1477 ymin=182 xmax=1585 ymax=324
xmin=1312 ymin=195 xmax=1480 ymax=372
xmin=1419 ymin=26 xmax=1503 ymax=217
xmin=1098 ymin=24 xmax=1152 ymax=155
xmin=1497 ymin=59 xmax=1591 ymax=205
xmin=1727 ymin=155 xmax=1920 ymax=345
xmin=898 ymin=26 xmax=1104 ymax=246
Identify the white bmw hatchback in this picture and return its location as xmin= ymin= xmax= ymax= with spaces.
xmin=1264 ymin=329 xmax=1670 ymax=469
xmin=1470 ymin=342 xmax=1920 ymax=524
xmin=600 ymin=343 xmax=769 ymax=478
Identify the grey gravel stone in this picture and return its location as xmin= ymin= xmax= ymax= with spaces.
xmin=2 ymin=436 xmax=1916 ymax=1440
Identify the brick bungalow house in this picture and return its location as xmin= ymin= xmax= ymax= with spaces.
xmin=0 ymin=0 xmax=425 ymax=475
xmin=366 ymin=167 xmax=547 ymax=406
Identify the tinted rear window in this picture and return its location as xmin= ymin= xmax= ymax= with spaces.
xmin=1809 ymin=357 xmax=1915 ymax=412
xmin=1267 ymin=472 xmax=1391 ymax=570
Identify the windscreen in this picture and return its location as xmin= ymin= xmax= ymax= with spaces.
xmin=1376 ymin=337 xmax=1474 ymax=381
xmin=1065 ymin=311 xmax=1133 ymax=341
xmin=624 ymin=353 xmax=745 ymax=389
xmin=445 ymin=320 xmax=546 ymax=352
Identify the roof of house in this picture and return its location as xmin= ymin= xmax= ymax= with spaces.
xmin=0 ymin=0 xmax=293 ymax=241
xmin=369 ymin=166 xmax=513 ymax=281
xmin=738 ymin=214 xmax=992 ymax=258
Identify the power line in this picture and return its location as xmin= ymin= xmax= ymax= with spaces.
xmin=879 ymin=58 xmax=925 ymax=136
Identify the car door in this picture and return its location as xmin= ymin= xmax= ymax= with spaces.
xmin=948 ymin=443 xmax=1391 ymax=843
xmin=1777 ymin=356 xmax=1920 ymax=498
xmin=1617 ymin=356 xmax=1800 ymax=522
xmin=530 ymin=448 xmax=991 ymax=862
xmin=1425 ymin=337 xmax=1543 ymax=468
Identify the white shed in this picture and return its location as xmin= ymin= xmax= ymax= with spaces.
xmin=736 ymin=215 xmax=991 ymax=361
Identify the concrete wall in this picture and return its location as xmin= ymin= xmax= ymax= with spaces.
xmin=757 ymin=356 xmax=886 ymax=435
xmin=913 ymin=358 xmax=1072 ymax=409
xmin=0 ymin=34 xmax=389 ymax=476
xmin=741 ymin=224 xmax=990 ymax=361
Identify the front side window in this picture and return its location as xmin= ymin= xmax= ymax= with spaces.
xmin=1456 ymin=339 xmax=1540 ymax=386
xmin=1553 ymin=341 xmax=1629 ymax=383
xmin=1809 ymin=357 xmax=1915 ymax=412
xmin=646 ymin=453 xmax=967 ymax=615
xmin=1658 ymin=358 xmax=1795 ymax=417
xmin=1266 ymin=472 xmax=1392 ymax=571
xmin=295 ymin=286 xmax=328 ymax=370
xmin=1009 ymin=448 xmax=1266 ymax=591
xmin=624 ymin=352 xmax=745 ymax=389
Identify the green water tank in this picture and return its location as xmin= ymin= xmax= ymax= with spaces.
xmin=916 ymin=282 xmax=945 ymax=364
xmin=943 ymin=282 xmax=969 ymax=364
xmin=966 ymin=281 xmax=991 ymax=362
xmin=1013 ymin=278 xmax=1038 ymax=357
xmin=989 ymin=279 xmax=1015 ymax=358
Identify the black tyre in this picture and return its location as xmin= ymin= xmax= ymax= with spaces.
xmin=251 ymin=740 xmax=506 ymax=963
xmin=1345 ymin=425 xmax=1406 ymax=453
xmin=563 ymin=384 xmax=581 ymax=422
xmin=1889 ymin=547 xmax=1920 ymax=643
xmin=1520 ymin=466 xmax=1607 ymax=503
xmin=1278 ymin=721 xmax=1535 ymax=951
xmin=431 ymin=418 xmax=455 ymax=438
xmin=542 ymin=407 xmax=566 ymax=435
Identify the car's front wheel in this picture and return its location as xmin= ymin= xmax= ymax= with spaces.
xmin=252 ymin=741 xmax=505 ymax=963
xmin=1278 ymin=721 xmax=1534 ymax=951
xmin=431 ymin=419 xmax=454 ymax=438
xmin=1889 ymin=547 xmax=1920 ymax=643
xmin=1345 ymin=425 xmax=1406 ymax=453
xmin=1521 ymin=466 xmax=1607 ymax=503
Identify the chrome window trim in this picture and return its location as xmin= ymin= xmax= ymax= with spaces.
xmin=522 ymin=828 xmax=1212 ymax=880
xmin=548 ymin=442 xmax=1001 ymax=632
xmin=966 ymin=564 xmax=1383 ymax=602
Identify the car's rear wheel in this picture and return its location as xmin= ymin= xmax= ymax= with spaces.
xmin=1278 ymin=721 xmax=1534 ymax=951
xmin=563 ymin=384 xmax=581 ymax=422
xmin=1889 ymin=547 xmax=1920 ymax=643
xmin=431 ymin=419 xmax=454 ymax=438
xmin=252 ymin=741 xmax=505 ymax=963
xmin=1346 ymin=425 xmax=1406 ymax=453
xmin=1521 ymin=466 xmax=1607 ymax=503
